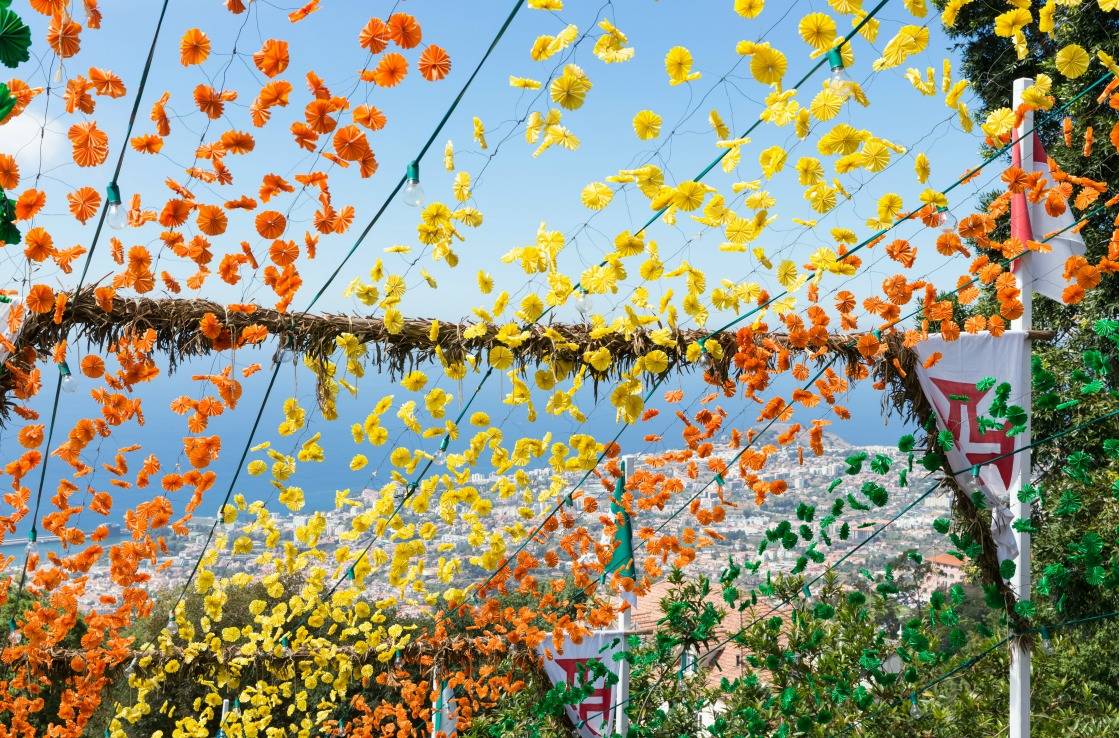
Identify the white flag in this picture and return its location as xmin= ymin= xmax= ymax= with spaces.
xmin=913 ymin=332 xmax=1030 ymax=563
xmin=431 ymin=675 xmax=457 ymax=738
xmin=1011 ymin=129 xmax=1085 ymax=304
xmin=537 ymin=630 xmax=627 ymax=738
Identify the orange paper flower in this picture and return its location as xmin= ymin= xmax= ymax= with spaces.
xmin=67 ymin=186 xmax=101 ymax=223
xmin=47 ymin=14 xmax=82 ymax=58
xmin=418 ymin=45 xmax=451 ymax=81
xmin=255 ymin=210 xmax=287 ymax=238
xmin=387 ymin=12 xmax=422 ymax=49
xmin=370 ymin=53 xmax=408 ymax=87
xmin=68 ymin=121 xmax=109 ymax=167
xmin=179 ymin=28 xmax=211 ymax=66
xmin=14 ymin=188 xmax=46 ymax=220
xmin=359 ymin=17 xmax=389 ymax=53
xmin=0 ymin=153 xmax=18 ymax=189
xmin=253 ymin=38 xmax=289 ymax=78
xmin=27 ymin=283 xmax=56 ymax=313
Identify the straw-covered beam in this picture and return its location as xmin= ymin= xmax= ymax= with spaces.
xmin=2 ymin=289 xmax=875 ymax=414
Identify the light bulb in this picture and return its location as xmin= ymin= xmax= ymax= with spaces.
xmin=935 ymin=206 xmax=957 ymax=234
xmin=435 ymin=449 xmax=446 ymax=464
xmin=25 ymin=539 xmax=37 ymax=558
xmin=1040 ymin=627 xmax=1054 ymax=654
xmin=166 ymin=615 xmax=178 ymax=637
xmin=106 ymin=182 xmax=127 ymax=230
xmin=909 ymin=695 xmax=921 ymax=719
xmin=8 ymin=628 xmax=21 ymax=645
xmin=827 ymin=67 xmax=852 ymax=99
xmin=402 ymin=179 xmax=425 ymax=207
xmin=107 ymin=202 xmax=127 ymax=229
xmin=575 ymin=290 xmax=593 ymax=317
xmin=53 ymin=65 xmax=64 ymax=84
xmin=403 ymin=160 xmax=424 ymax=207
xmin=824 ymin=47 xmax=852 ymax=100
xmin=58 ymin=362 xmax=77 ymax=393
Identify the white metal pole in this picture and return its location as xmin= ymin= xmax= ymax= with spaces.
xmin=616 ymin=455 xmax=633 ymax=738
xmin=1009 ymin=76 xmax=1034 ymax=738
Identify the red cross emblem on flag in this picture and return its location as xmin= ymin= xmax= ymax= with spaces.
xmin=554 ymin=658 xmax=614 ymax=736
xmin=931 ymin=377 xmax=1016 ymax=488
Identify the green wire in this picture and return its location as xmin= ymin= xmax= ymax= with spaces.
xmin=15 ymin=0 xmax=173 ymax=604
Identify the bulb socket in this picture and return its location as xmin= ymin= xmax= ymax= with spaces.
xmin=825 ymin=47 xmax=844 ymax=72
xmin=406 ymin=160 xmax=420 ymax=184
xmin=106 ymin=182 xmax=122 ymax=207
xmin=57 ymin=361 xmax=72 ymax=378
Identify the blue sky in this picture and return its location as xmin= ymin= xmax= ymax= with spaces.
xmin=0 ymin=0 xmax=1018 ymax=527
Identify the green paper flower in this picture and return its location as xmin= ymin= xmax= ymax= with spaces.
xmin=0 ymin=82 xmax=14 ymax=121
xmin=0 ymin=7 xmax=30 ymax=69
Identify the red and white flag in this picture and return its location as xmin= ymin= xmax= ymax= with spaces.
xmin=1011 ymin=128 xmax=1085 ymax=303
xmin=913 ymin=332 xmax=1030 ymax=563
xmin=537 ymin=631 xmax=627 ymax=738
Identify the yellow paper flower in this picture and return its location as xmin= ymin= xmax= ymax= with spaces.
xmin=797 ymin=13 xmax=837 ymax=50
xmin=758 ymin=146 xmax=787 ymax=178
xmin=735 ymin=0 xmax=765 ymax=18
xmin=594 ymin=19 xmax=634 ymax=63
xmin=509 ymin=76 xmax=542 ymax=89
xmin=665 ymin=46 xmax=701 ymax=85
xmin=993 ymin=7 xmax=1031 ymax=38
xmin=809 ymin=87 xmax=844 ymax=121
xmin=452 ymin=171 xmax=471 ymax=202
xmin=583 ymin=347 xmax=612 ymax=372
xmin=914 ymin=152 xmax=930 ymax=183
xmin=402 ymin=371 xmax=428 ymax=391
xmin=550 ymin=64 xmax=592 ymax=109
xmin=750 ymin=44 xmax=787 ymax=86
xmin=709 ymin=109 xmax=730 ymax=139
xmin=472 ymin=116 xmax=487 ymax=149
xmin=633 ymin=109 xmax=663 ymax=139
xmin=581 ymin=182 xmax=613 ymax=210
xmin=383 ymin=307 xmax=404 ymax=334
xmin=981 ymin=107 xmax=1015 ymax=138
xmin=1054 ymin=43 xmax=1090 ymax=79
xmin=639 ymin=349 xmax=670 ymax=374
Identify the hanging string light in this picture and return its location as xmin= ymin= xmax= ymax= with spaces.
xmin=933 ymin=204 xmax=958 ymax=234
xmin=105 ymin=181 xmax=127 ymax=230
xmin=24 ymin=527 xmax=36 ymax=559
xmin=825 ymin=45 xmax=852 ymax=100
xmin=58 ymin=360 xmax=77 ymax=393
xmin=574 ymin=286 xmax=594 ymax=318
xmin=403 ymin=160 xmax=424 ymax=207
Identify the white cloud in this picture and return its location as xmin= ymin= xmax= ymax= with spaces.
xmin=1 ymin=108 xmax=66 ymax=177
